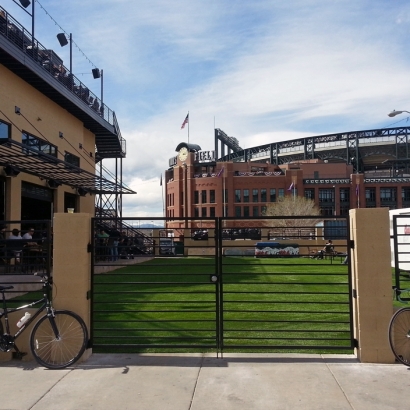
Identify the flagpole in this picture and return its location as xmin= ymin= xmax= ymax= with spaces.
xmin=187 ymin=111 xmax=190 ymax=144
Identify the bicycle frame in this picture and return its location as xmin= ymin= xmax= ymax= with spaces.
xmin=0 ymin=283 xmax=54 ymax=344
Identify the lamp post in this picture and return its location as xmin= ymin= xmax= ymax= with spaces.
xmin=388 ymin=110 xmax=410 ymax=117
xmin=57 ymin=32 xmax=72 ymax=74
xmin=13 ymin=0 xmax=35 ymax=49
xmin=92 ymin=68 xmax=104 ymax=108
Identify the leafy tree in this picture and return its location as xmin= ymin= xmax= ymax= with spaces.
xmin=262 ymin=196 xmax=322 ymax=239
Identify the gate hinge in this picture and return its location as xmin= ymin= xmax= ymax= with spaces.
xmin=86 ymin=290 xmax=91 ymax=300
xmin=352 ymin=289 xmax=357 ymax=299
xmin=349 ymin=240 xmax=354 ymax=249
xmin=87 ymin=243 xmax=92 ymax=253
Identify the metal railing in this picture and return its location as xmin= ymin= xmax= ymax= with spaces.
xmin=0 ymin=6 xmax=114 ymax=127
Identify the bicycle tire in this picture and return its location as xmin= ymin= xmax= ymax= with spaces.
xmin=30 ymin=310 xmax=88 ymax=369
xmin=388 ymin=307 xmax=410 ymax=366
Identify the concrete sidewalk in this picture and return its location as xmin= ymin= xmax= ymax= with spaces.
xmin=0 ymin=353 xmax=409 ymax=410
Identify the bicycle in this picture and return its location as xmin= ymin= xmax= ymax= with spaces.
xmin=0 ymin=273 xmax=88 ymax=369
xmin=388 ymin=287 xmax=410 ymax=366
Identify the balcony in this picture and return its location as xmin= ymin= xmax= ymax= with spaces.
xmin=0 ymin=6 xmax=125 ymax=160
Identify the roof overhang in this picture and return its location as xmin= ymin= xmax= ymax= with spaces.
xmin=175 ymin=142 xmax=202 ymax=152
xmin=0 ymin=138 xmax=135 ymax=194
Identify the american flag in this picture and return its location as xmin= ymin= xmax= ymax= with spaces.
xmin=181 ymin=113 xmax=189 ymax=129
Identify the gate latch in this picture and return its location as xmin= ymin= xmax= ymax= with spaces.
xmin=210 ymin=275 xmax=219 ymax=283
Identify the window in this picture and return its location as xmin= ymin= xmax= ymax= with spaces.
xmin=278 ymin=189 xmax=284 ymax=198
xmin=210 ymin=207 xmax=215 ymax=217
xmin=319 ymin=189 xmax=334 ymax=202
xmin=270 ymin=188 xmax=276 ymax=202
xmin=304 ymin=189 xmax=314 ymax=200
xmin=261 ymin=188 xmax=267 ymax=202
xmin=194 ymin=191 xmax=199 ymax=204
xmin=0 ymin=120 xmax=10 ymax=139
xmin=202 ymin=207 xmax=207 ymax=217
xmin=22 ymin=132 xmax=57 ymax=157
xmin=253 ymin=189 xmax=258 ymax=202
xmin=340 ymin=188 xmax=350 ymax=203
xmin=402 ymin=187 xmax=410 ymax=202
xmin=194 ymin=207 xmax=199 ymax=217
xmin=235 ymin=189 xmax=241 ymax=203
xmin=201 ymin=190 xmax=207 ymax=204
xmin=380 ymin=188 xmax=397 ymax=203
xmin=235 ymin=206 xmax=241 ymax=217
xmin=224 ymin=205 xmax=229 ymax=217
xmin=253 ymin=206 xmax=259 ymax=216
xmin=244 ymin=206 xmax=250 ymax=217
xmin=243 ymin=189 xmax=249 ymax=203
xmin=210 ymin=190 xmax=215 ymax=204
xmin=261 ymin=205 xmax=267 ymax=215
xmin=64 ymin=151 xmax=80 ymax=167
xmin=365 ymin=188 xmax=376 ymax=202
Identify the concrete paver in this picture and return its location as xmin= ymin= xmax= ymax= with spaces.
xmin=0 ymin=353 xmax=409 ymax=410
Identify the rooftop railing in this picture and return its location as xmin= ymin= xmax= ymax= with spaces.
xmin=0 ymin=6 xmax=115 ymax=128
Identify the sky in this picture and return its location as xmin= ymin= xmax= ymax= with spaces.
xmin=5 ymin=0 xmax=410 ymax=217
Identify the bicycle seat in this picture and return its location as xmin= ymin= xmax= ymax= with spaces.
xmin=0 ymin=285 xmax=14 ymax=291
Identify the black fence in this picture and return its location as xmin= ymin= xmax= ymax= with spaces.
xmin=0 ymin=220 xmax=52 ymax=276
xmin=90 ymin=216 xmax=354 ymax=353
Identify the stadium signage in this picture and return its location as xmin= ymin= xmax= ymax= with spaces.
xmin=194 ymin=150 xmax=215 ymax=163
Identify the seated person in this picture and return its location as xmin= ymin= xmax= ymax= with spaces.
xmin=9 ymin=228 xmax=21 ymax=240
xmin=22 ymin=228 xmax=38 ymax=247
xmin=314 ymin=240 xmax=334 ymax=259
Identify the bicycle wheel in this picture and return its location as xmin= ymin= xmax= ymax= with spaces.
xmin=388 ymin=307 xmax=410 ymax=366
xmin=30 ymin=310 xmax=88 ymax=369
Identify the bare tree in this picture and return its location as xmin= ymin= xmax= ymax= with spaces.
xmin=262 ymin=196 xmax=322 ymax=239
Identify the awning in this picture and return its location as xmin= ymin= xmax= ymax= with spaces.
xmin=0 ymin=138 xmax=135 ymax=194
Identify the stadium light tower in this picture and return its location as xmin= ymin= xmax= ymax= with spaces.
xmin=388 ymin=110 xmax=410 ymax=117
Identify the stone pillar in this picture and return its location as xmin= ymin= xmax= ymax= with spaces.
xmin=350 ymin=208 xmax=395 ymax=363
xmin=52 ymin=212 xmax=92 ymax=361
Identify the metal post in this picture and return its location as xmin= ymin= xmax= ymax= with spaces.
xmin=69 ymin=33 xmax=72 ymax=74
xmin=101 ymin=69 xmax=104 ymax=107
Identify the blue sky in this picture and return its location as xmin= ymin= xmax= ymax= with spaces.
xmin=6 ymin=0 xmax=410 ymax=216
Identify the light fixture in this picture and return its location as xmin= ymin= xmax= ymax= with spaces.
xmin=47 ymin=179 xmax=61 ymax=189
xmin=92 ymin=68 xmax=100 ymax=79
xmin=79 ymin=143 xmax=83 ymax=149
xmin=56 ymin=33 xmax=68 ymax=47
xmin=59 ymin=132 xmax=64 ymax=139
xmin=18 ymin=0 xmax=31 ymax=8
xmin=15 ymin=106 xmax=21 ymax=115
xmin=4 ymin=165 xmax=20 ymax=177
xmin=77 ymin=188 xmax=88 ymax=196
xmin=388 ymin=110 xmax=410 ymax=117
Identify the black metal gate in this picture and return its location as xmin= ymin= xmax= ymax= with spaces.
xmin=90 ymin=216 xmax=354 ymax=353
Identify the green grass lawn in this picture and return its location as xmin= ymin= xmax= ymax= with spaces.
xmin=92 ymin=257 xmax=354 ymax=354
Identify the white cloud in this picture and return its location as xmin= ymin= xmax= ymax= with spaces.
xmin=7 ymin=0 xmax=410 ymax=217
